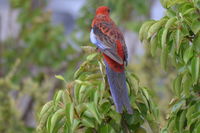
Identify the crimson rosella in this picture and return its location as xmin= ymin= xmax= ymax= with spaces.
xmin=90 ymin=6 xmax=133 ymax=114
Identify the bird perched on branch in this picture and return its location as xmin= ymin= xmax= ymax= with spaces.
xmin=90 ymin=6 xmax=133 ymax=114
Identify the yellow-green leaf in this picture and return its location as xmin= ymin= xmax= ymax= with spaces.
xmin=55 ymin=75 xmax=65 ymax=81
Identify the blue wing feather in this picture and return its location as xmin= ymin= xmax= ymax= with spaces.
xmin=90 ymin=29 xmax=123 ymax=65
xmin=90 ymin=29 xmax=108 ymax=50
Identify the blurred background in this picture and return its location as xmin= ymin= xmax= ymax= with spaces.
xmin=0 ymin=0 xmax=175 ymax=132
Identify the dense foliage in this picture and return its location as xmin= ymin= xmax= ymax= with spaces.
xmin=140 ymin=0 xmax=200 ymax=132
xmin=37 ymin=47 xmax=159 ymax=133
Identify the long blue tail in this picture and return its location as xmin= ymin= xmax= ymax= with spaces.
xmin=105 ymin=62 xmax=133 ymax=114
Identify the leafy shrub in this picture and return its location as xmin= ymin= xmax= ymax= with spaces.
xmin=140 ymin=0 xmax=200 ymax=132
xmin=37 ymin=46 xmax=159 ymax=133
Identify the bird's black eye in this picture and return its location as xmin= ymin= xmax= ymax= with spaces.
xmin=108 ymin=9 xmax=110 ymax=13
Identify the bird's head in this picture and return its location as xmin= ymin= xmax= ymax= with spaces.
xmin=96 ymin=6 xmax=110 ymax=16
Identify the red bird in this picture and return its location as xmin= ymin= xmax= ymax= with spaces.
xmin=90 ymin=6 xmax=133 ymax=114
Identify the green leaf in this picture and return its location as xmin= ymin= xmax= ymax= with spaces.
xmin=50 ymin=108 xmax=64 ymax=133
xmin=139 ymin=20 xmax=155 ymax=41
xmin=166 ymin=9 xmax=176 ymax=17
xmin=186 ymin=105 xmax=195 ymax=124
xmin=194 ymin=0 xmax=200 ymax=9
xmin=55 ymin=90 xmax=63 ymax=105
xmin=147 ymin=19 xmax=167 ymax=38
xmin=182 ymin=73 xmax=192 ymax=97
xmin=62 ymin=89 xmax=71 ymax=104
xmin=168 ymin=118 xmax=175 ymax=131
xmin=81 ymin=117 xmax=95 ymax=128
xmin=141 ymin=87 xmax=150 ymax=101
xmin=160 ymin=46 xmax=169 ymax=70
xmin=65 ymin=103 xmax=74 ymax=125
xmin=51 ymin=120 xmax=65 ymax=133
xmin=191 ymin=18 xmax=200 ymax=34
xmin=179 ymin=110 xmax=186 ymax=132
xmin=136 ymin=103 xmax=147 ymax=116
xmin=165 ymin=0 xmax=187 ymax=8
xmin=171 ymin=99 xmax=185 ymax=113
xmin=38 ymin=105 xmax=53 ymax=131
xmin=84 ymin=110 xmax=94 ymax=119
xmin=72 ymin=119 xmax=80 ymax=132
xmin=173 ymin=75 xmax=182 ymax=96
xmin=193 ymin=33 xmax=200 ymax=53
xmin=150 ymin=35 xmax=158 ymax=56
xmin=176 ymin=28 xmax=183 ymax=53
xmin=165 ymin=17 xmax=177 ymax=29
xmin=94 ymin=91 xmax=99 ymax=105
xmin=99 ymin=124 xmax=115 ymax=133
xmin=187 ymin=112 xmax=200 ymax=128
xmin=86 ymin=103 xmax=101 ymax=124
xmin=85 ymin=73 xmax=102 ymax=80
xmin=74 ymin=84 xmax=81 ymax=104
xmin=181 ymin=22 xmax=189 ymax=36
xmin=75 ymin=80 xmax=92 ymax=86
xmin=161 ymin=29 xmax=168 ymax=48
xmin=194 ymin=122 xmax=200 ymax=133
xmin=183 ymin=8 xmax=195 ymax=15
xmin=46 ymin=116 xmax=52 ymax=133
xmin=191 ymin=56 xmax=200 ymax=84
xmin=100 ymin=100 xmax=111 ymax=114
xmin=161 ymin=17 xmax=177 ymax=48
xmin=179 ymin=1 xmax=193 ymax=13
xmin=40 ymin=101 xmax=53 ymax=117
xmin=160 ymin=128 xmax=168 ymax=133
xmin=183 ymin=46 xmax=193 ymax=64
xmin=74 ymin=61 xmax=88 ymax=79
xmin=108 ymin=110 xmax=121 ymax=124
xmin=175 ymin=111 xmax=181 ymax=131
xmin=86 ymin=53 xmax=98 ymax=61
